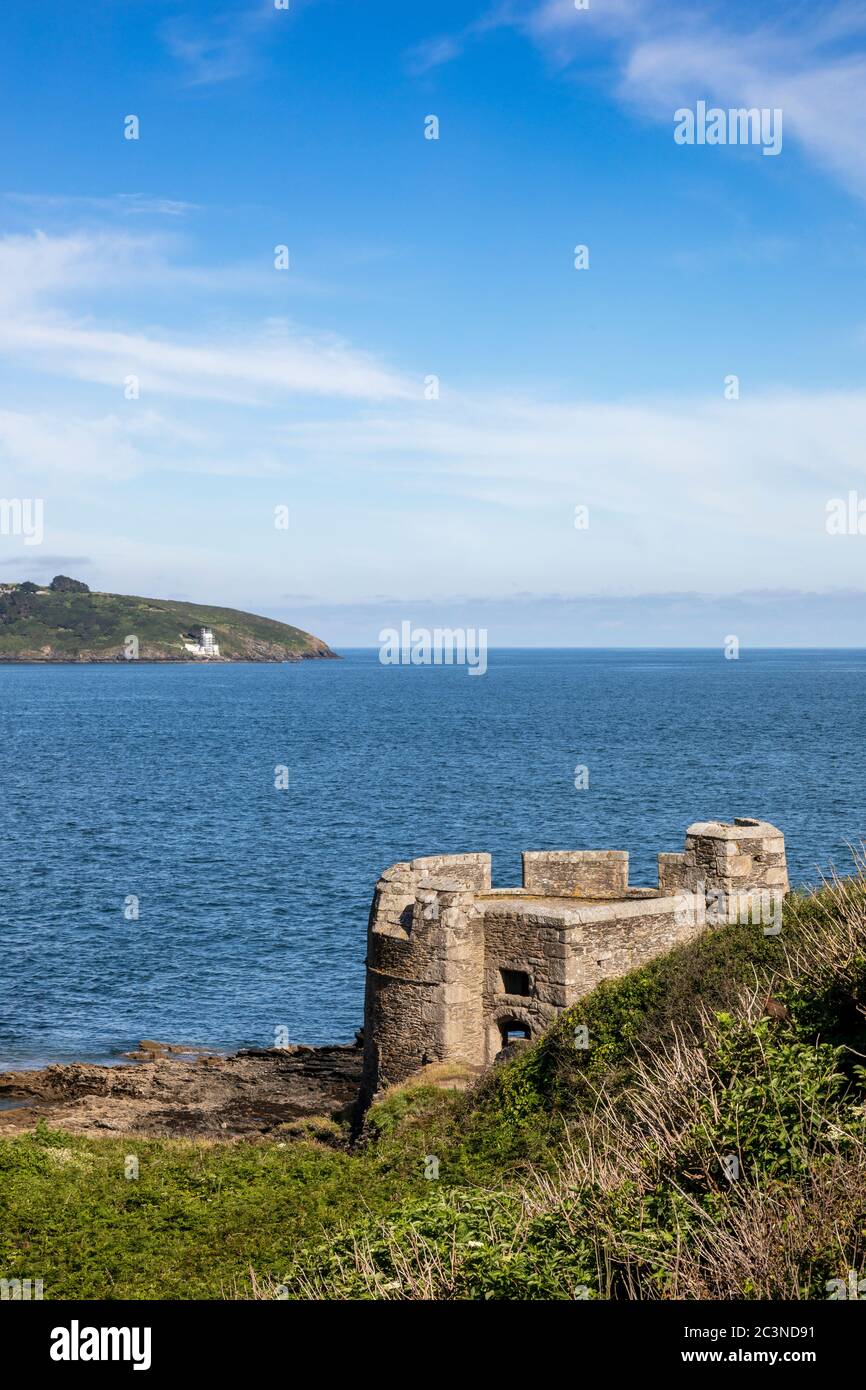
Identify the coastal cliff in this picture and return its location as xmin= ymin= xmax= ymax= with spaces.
xmin=0 ymin=578 xmax=337 ymax=662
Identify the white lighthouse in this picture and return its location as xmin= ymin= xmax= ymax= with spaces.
xmin=183 ymin=626 xmax=220 ymax=657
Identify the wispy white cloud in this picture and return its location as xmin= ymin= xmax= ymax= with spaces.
xmin=403 ymin=4 xmax=519 ymax=75
xmin=160 ymin=0 xmax=299 ymax=88
xmin=612 ymin=25 xmax=866 ymax=200
xmin=0 ymin=317 xmax=413 ymax=404
xmin=0 ymin=404 xmax=299 ymax=482
xmin=415 ymin=1 xmax=866 ymax=200
xmin=273 ymin=384 xmax=866 ymax=513
xmin=405 ymin=35 xmax=465 ymax=76
xmin=0 ymin=408 xmax=150 ymax=481
xmin=5 ymin=193 xmax=199 ymax=218
xmin=0 ymin=231 xmax=414 ymax=402
xmin=0 ymin=230 xmax=125 ymax=310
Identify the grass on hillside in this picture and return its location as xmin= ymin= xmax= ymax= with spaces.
xmin=0 ymin=589 xmax=324 ymax=659
xmin=3 ymin=872 xmax=866 ymax=1299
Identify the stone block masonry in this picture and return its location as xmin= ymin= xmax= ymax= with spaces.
xmin=522 ymin=850 xmax=628 ymax=898
xmin=658 ymin=819 xmax=789 ymax=897
xmin=360 ymin=819 xmax=788 ymax=1105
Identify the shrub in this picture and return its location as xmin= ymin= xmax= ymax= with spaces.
xmin=48 ymin=575 xmax=90 ymax=593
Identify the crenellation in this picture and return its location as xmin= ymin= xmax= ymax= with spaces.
xmin=360 ymin=818 xmax=789 ymax=1105
xmin=522 ymin=849 xmax=628 ymax=898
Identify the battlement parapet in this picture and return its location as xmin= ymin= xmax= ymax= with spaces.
xmin=521 ymin=849 xmax=628 ymax=898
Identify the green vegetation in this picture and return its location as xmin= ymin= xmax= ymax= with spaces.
xmin=3 ymin=875 xmax=866 ymax=1299
xmin=0 ymin=579 xmax=333 ymax=661
xmin=48 ymin=575 xmax=90 ymax=594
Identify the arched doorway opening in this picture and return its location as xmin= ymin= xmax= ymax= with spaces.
xmin=487 ymin=1015 xmax=532 ymax=1063
xmin=487 ymin=1008 xmax=535 ymax=1063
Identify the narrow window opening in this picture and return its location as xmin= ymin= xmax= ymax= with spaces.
xmin=500 ymin=968 xmax=531 ymax=997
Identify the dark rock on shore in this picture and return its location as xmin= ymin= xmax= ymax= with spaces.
xmin=0 ymin=1042 xmax=363 ymax=1141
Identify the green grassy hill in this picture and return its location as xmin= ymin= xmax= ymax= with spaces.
xmin=0 ymin=580 xmax=336 ymax=662
xmin=2 ymin=873 xmax=866 ymax=1299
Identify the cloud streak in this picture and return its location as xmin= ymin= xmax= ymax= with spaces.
xmin=160 ymin=0 xmax=302 ymax=87
xmin=5 ymin=193 xmax=199 ymax=219
xmin=418 ymin=1 xmax=866 ymax=201
xmin=0 ymin=231 xmax=414 ymax=403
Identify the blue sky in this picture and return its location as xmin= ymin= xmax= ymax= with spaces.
xmin=3 ymin=0 xmax=866 ymax=644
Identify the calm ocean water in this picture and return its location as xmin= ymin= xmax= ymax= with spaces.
xmin=2 ymin=649 xmax=865 ymax=1069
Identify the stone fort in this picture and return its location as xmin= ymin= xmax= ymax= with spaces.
xmin=361 ymin=818 xmax=788 ymax=1104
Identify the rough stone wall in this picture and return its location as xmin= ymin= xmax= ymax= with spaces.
xmin=481 ymin=908 xmax=570 ymax=1062
xmin=658 ymin=852 xmax=692 ymax=895
xmin=422 ymin=886 xmax=485 ymax=1070
xmin=564 ymin=894 xmax=707 ymax=1000
xmin=480 ymin=895 xmax=708 ymax=1062
xmin=522 ymin=850 xmax=628 ymax=898
xmin=409 ymin=854 xmax=492 ymax=893
xmin=360 ymin=926 xmax=430 ymax=1106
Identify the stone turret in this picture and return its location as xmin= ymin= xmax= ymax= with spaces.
xmin=658 ymin=818 xmax=788 ymax=898
xmin=360 ymin=854 xmax=490 ymax=1104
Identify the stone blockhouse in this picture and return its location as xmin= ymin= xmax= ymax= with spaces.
xmin=360 ymin=818 xmax=788 ymax=1104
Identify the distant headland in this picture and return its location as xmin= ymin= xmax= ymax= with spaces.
xmin=0 ymin=577 xmax=337 ymax=663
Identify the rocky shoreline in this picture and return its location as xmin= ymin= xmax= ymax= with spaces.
xmin=0 ymin=1040 xmax=363 ymax=1141
xmin=0 ymin=645 xmax=339 ymax=663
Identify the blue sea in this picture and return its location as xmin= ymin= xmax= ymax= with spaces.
xmin=2 ymin=649 xmax=865 ymax=1069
